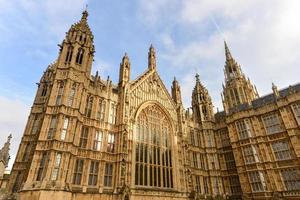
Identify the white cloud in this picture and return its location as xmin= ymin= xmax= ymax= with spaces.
xmin=92 ymin=57 xmax=116 ymax=80
xmin=0 ymin=96 xmax=30 ymax=169
xmin=0 ymin=0 xmax=88 ymax=44
xmin=139 ymin=0 xmax=300 ymax=110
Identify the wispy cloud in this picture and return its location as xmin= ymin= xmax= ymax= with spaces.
xmin=0 ymin=96 xmax=30 ymax=169
xmin=138 ymin=0 xmax=300 ymax=109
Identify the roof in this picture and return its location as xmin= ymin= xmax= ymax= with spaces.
xmin=229 ymin=82 xmax=300 ymax=114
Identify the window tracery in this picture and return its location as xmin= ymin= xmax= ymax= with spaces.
xmin=135 ymin=104 xmax=173 ymax=188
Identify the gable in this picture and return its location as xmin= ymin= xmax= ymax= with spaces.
xmin=128 ymin=70 xmax=178 ymax=123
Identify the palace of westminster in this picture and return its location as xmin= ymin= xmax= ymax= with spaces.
xmin=0 ymin=10 xmax=300 ymax=200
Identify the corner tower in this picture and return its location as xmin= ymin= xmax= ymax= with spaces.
xmin=222 ymin=42 xmax=258 ymax=112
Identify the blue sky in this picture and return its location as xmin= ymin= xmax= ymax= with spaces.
xmin=0 ymin=0 xmax=300 ymax=169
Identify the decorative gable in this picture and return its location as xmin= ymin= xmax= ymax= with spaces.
xmin=128 ymin=70 xmax=178 ymax=123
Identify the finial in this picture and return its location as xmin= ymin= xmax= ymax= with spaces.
xmin=195 ymin=73 xmax=200 ymax=82
xmin=172 ymin=76 xmax=179 ymax=86
xmin=81 ymin=5 xmax=89 ymax=21
xmin=148 ymin=44 xmax=156 ymax=70
xmin=122 ymin=52 xmax=130 ymax=64
xmin=224 ymin=40 xmax=233 ymax=60
xmin=272 ymin=82 xmax=279 ymax=97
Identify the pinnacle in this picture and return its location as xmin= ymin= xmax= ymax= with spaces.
xmin=195 ymin=73 xmax=200 ymax=82
xmin=81 ymin=6 xmax=89 ymax=22
xmin=149 ymin=44 xmax=155 ymax=52
xmin=224 ymin=40 xmax=233 ymax=60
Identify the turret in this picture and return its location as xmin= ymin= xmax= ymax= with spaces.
xmin=57 ymin=9 xmax=95 ymax=77
xmin=171 ymin=77 xmax=182 ymax=104
xmin=222 ymin=41 xmax=259 ymax=112
xmin=192 ymin=74 xmax=214 ymax=122
xmin=119 ymin=53 xmax=131 ymax=86
xmin=0 ymin=134 xmax=12 ymax=168
xmin=148 ymin=44 xmax=156 ymax=70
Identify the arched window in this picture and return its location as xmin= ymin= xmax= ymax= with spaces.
xmin=41 ymin=84 xmax=48 ymax=96
xmin=85 ymin=96 xmax=93 ymax=117
xmin=135 ymin=104 xmax=173 ymax=188
xmin=75 ymin=48 xmax=84 ymax=65
xmin=65 ymin=45 xmax=73 ymax=63
xmin=56 ymin=82 xmax=64 ymax=105
xmin=67 ymin=83 xmax=76 ymax=107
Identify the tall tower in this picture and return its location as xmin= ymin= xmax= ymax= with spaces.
xmin=192 ymin=74 xmax=214 ymax=122
xmin=7 ymin=10 xmax=95 ymax=194
xmin=222 ymin=42 xmax=258 ymax=112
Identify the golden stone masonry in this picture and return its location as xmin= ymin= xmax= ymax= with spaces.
xmin=1 ymin=10 xmax=300 ymax=200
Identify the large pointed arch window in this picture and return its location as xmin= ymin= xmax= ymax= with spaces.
xmin=135 ymin=104 xmax=173 ymax=188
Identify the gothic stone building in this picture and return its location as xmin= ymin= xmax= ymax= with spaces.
xmin=6 ymin=11 xmax=300 ymax=200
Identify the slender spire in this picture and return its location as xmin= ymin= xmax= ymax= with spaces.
xmin=224 ymin=40 xmax=233 ymax=60
xmin=222 ymin=42 xmax=259 ymax=112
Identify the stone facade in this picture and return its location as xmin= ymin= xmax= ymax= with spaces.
xmin=5 ymin=11 xmax=300 ymax=200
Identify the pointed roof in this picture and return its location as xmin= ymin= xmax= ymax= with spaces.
xmin=121 ymin=52 xmax=130 ymax=67
xmin=172 ymin=76 xmax=178 ymax=85
xmin=194 ymin=73 xmax=204 ymax=92
xmin=69 ymin=9 xmax=94 ymax=41
xmin=192 ymin=73 xmax=212 ymax=103
xmin=148 ymin=44 xmax=156 ymax=56
xmin=223 ymin=41 xmax=246 ymax=81
xmin=224 ymin=41 xmax=233 ymax=60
